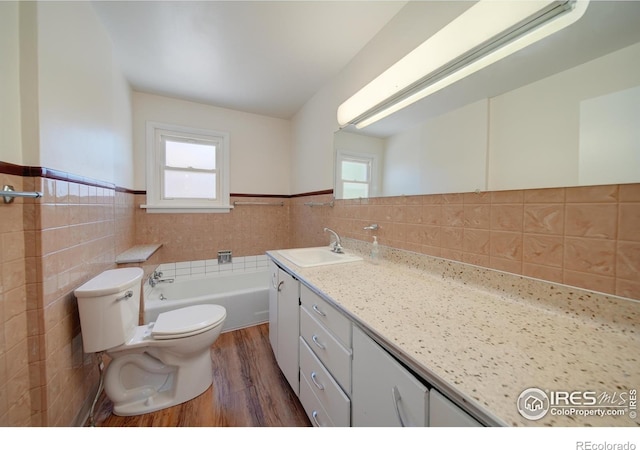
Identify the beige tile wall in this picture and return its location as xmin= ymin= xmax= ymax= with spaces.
xmin=291 ymin=184 xmax=640 ymax=301
xmin=0 ymin=174 xmax=31 ymax=426
xmin=27 ymin=178 xmax=119 ymax=426
xmin=2 ymin=174 xmax=638 ymax=427
xmin=134 ymin=195 xmax=291 ymax=263
xmin=2 ymin=176 xmax=136 ymax=427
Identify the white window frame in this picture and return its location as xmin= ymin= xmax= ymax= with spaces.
xmin=142 ymin=121 xmax=231 ymax=213
xmin=335 ymin=150 xmax=380 ymax=199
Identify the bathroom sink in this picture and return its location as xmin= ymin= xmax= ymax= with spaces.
xmin=278 ymin=247 xmax=363 ymax=268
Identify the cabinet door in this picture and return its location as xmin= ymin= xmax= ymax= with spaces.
xmin=352 ymin=326 xmax=428 ymax=427
xmin=429 ymin=389 xmax=482 ymax=427
xmin=276 ymin=268 xmax=300 ymax=395
xmin=268 ymin=260 xmax=279 ymax=355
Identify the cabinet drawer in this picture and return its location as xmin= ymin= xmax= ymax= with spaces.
xmin=299 ymin=337 xmax=350 ymax=426
xmin=300 ymin=306 xmax=351 ymax=393
xmin=300 ymin=370 xmax=334 ymax=427
xmin=300 ymin=284 xmax=351 ymax=348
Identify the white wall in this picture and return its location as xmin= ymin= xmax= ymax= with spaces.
xmin=488 ymin=42 xmax=640 ymax=191
xmin=0 ymin=2 xmax=22 ymax=165
xmin=290 ymin=82 xmax=341 ymax=194
xmin=32 ymin=2 xmax=133 ymax=188
xmin=384 ymin=99 xmax=488 ymax=196
xmin=290 ymin=1 xmax=473 ymax=195
xmin=133 ymin=92 xmax=291 ymax=194
xmin=578 ymin=85 xmax=640 ymax=186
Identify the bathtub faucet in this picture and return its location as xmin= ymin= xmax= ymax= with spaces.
xmin=148 ymin=275 xmax=174 ymax=288
xmin=323 ymin=227 xmax=343 ymax=253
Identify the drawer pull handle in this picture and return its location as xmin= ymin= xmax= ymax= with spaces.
xmin=392 ymin=386 xmax=408 ymax=427
xmin=312 ymin=304 xmax=326 ymax=317
xmin=312 ymin=410 xmax=321 ymax=427
xmin=310 ymin=371 xmax=325 ymax=391
xmin=311 ymin=335 xmax=325 ymax=350
xmin=271 ymin=273 xmax=278 ymax=289
xmin=277 ymin=280 xmax=284 ymax=292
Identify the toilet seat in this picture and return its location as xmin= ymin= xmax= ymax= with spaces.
xmin=151 ymin=304 xmax=226 ymax=340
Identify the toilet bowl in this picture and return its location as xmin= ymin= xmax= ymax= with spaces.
xmin=74 ymin=267 xmax=227 ymax=416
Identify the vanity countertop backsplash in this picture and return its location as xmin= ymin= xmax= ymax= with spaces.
xmin=267 ymin=238 xmax=640 ymax=427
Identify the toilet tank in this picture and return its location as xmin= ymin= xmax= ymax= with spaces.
xmin=74 ymin=268 xmax=144 ymax=353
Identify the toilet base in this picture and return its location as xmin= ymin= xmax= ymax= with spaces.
xmin=105 ymin=348 xmax=214 ymax=416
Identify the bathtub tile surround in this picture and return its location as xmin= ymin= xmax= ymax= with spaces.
xmin=143 ymin=256 xmax=270 ymax=332
xmin=156 ymin=255 xmax=269 ymax=278
xmin=142 ymin=255 xmax=269 ymax=301
xmin=135 ymin=195 xmax=291 ymax=264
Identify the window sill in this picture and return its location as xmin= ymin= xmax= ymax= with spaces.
xmin=140 ymin=204 xmax=233 ymax=213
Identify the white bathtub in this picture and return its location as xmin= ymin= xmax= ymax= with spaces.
xmin=144 ymin=269 xmax=270 ymax=332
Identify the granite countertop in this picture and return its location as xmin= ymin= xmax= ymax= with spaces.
xmin=267 ymin=243 xmax=640 ymax=427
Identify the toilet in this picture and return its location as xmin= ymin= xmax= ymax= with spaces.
xmin=74 ymin=267 xmax=226 ymax=416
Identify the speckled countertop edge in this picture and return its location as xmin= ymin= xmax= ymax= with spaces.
xmin=267 ymin=241 xmax=640 ymax=427
xmin=116 ymin=244 xmax=162 ymax=264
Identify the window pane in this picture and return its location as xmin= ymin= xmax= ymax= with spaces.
xmin=165 ymin=139 xmax=216 ymax=170
xmin=342 ymin=160 xmax=368 ymax=182
xmin=343 ymin=182 xmax=369 ymax=199
xmin=164 ymin=169 xmax=216 ymax=199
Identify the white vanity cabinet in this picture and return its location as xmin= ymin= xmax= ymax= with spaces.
xmin=351 ymin=326 xmax=429 ymax=427
xmin=429 ymin=388 xmax=482 ymax=427
xmin=298 ymin=284 xmax=352 ymax=426
xmin=268 ymin=255 xmax=485 ymax=428
xmin=268 ymin=260 xmax=279 ymax=352
xmin=268 ymin=260 xmax=300 ymax=395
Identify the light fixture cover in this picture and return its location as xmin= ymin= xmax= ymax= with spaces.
xmin=337 ymin=0 xmax=589 ymax=129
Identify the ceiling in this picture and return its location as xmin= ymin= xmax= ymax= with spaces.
xmin=91 ymin=0 xmax=407 ymax=119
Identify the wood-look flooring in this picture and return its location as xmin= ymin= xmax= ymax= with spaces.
xmin=90 ymin=323 xmax=311 ymax=427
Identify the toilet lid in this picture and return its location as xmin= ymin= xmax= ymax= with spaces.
xmin=151 ymin=304 xmax=226 ymax=340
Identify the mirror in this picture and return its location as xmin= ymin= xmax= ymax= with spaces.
xmin=334 ymin=1 xmax=640 ymax=199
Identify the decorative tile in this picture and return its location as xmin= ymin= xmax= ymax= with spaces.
xmin=523 ymin=204 xmax=564 ymax=235
xmin=564 ymin=237 xmax=616 ymax=276
xmin=565 ymin=204 xmax=617 ymax=238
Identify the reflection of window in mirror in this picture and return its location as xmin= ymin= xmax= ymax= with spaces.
xmin=335 ymin=151 xmax=380 ymax=199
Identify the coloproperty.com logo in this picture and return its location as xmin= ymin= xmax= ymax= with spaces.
xmin=517 ymin=387 xmax=637 ymax=421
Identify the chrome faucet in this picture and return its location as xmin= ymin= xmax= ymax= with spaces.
xmin=148 ymin=272 xmax=174 ymax=288
xmin=323 ymin=227 xmax=343 ymax=253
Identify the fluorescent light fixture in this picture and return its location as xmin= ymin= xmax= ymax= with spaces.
xmin=337 ymin=0 xmax=590 ymax=129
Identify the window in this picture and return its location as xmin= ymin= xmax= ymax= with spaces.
xmin=336 ymin=151 xmax=379 ymax=199
xmin=341 ymin=158 xmax=370 ymax=199
xmin=143 ymin=122 xmax=230 ymax=213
